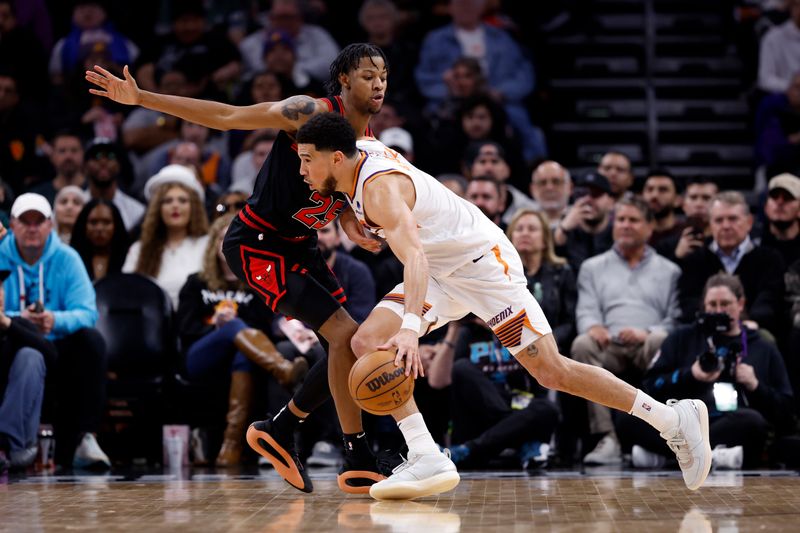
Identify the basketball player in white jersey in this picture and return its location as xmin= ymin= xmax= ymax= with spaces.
xmin=296 ymin=113 xmax=712 ymax=500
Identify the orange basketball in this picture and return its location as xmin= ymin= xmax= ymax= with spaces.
xmin=349 ymin=350 xmax=415 ymax=415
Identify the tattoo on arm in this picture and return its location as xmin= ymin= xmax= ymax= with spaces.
xmin=526 ymin=343 xmax=539 ymax=357
xmin=281 ymin=96 xmax=316 ymax=121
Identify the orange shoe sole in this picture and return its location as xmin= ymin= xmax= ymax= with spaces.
xmin=246 ymin=424 xmax=312 ymax=493
xmin=337 ymin=469 xmax=386 ymax=494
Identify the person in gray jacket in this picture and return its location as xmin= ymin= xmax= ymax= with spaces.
xmin=571 ymin=196 xmax=681 ymax=465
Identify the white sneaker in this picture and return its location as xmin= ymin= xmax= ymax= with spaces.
xmin=73 ymin=433 xmax=111 ymax=469
xmin=583 ymin=434 xmax=622 ymax=465
xmin=369 ymin=450 xmax=460 ymax=501
xmin=370 ymin=501 xmax=461 ymax=533
xmin=307 ymin=440 xmax=344 ymax=467
xmin=660 ymin=399 xmax=711 ymax=490
xmin=632 ymin=445 xmax=666 ymax=468
xmin=711 ymin=445 xmax=743 ymax=470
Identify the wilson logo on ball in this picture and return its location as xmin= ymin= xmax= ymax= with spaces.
xmin=366 ymin=368 xmax=405 ymax=392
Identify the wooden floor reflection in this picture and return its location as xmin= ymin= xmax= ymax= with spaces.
xmin=2 ymin=469 xmax=800 ymax=532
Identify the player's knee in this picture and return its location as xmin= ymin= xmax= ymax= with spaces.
xmin=350 ymin=329 xmax=377 ymax=358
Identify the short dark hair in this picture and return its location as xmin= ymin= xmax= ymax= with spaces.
xmin=325 ymin=43 xmax=388 ymax=96
xmin=295 ymin=112 xmax=358 ymax=157
xmin=686 ymin=175 xmax=718 ymax=189
xmin=467 ymin=175 xmax=502 ymax=197
xmin=616 ymin=195 xmax=654 ymax=223
xmin=645 ymin=169 xmax=679 ymax=193
xmin=51 ymin=129 xmax=83 ymax=145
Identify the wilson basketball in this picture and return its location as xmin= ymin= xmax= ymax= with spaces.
xmin=349 ymin=350 xmax=414 ymax=415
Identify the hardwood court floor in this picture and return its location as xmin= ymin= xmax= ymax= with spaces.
xmin=2 ymin=469 xmax=800 ymax=532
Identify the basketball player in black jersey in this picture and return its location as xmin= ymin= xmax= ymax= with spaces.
xmin=87 ymin=44 xmax=391 ymax=494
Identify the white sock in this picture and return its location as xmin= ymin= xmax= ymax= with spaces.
xmin=629 ymin=390 xmax=679 ymax=433
xmin=397 ymin=413 xmax=440 ymax=455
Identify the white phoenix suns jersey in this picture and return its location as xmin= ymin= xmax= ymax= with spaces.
xmin=348 ymin=138 xmax=507 ymax=277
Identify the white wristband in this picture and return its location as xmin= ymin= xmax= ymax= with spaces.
xmin=401 ymin=313 xmax=422 ymax=333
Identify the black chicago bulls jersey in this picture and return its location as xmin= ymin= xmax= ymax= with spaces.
xmin=239 ymin=96 xmax=373 ymax=239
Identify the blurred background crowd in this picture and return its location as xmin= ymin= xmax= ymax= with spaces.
xmin=1 ymin=0 xmax=800 ymax=476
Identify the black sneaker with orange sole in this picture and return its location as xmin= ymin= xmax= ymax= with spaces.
xmin=246 ymin=418 xmax=312 ymax=493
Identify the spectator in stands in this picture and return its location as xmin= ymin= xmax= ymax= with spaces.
xmin=755 ymin=173 xmax=800 ymax=268
xmin=161 ymin=140 xmax=224 ymax=217
xmin=135 ymin=1 xmax=240 ymax=96
xmin=757 ymin=0 xmax=800 ymax=93
xmin=426 ymin=317 xmax=559 ymax=469
xmin=121 ymin=69 xmax=187 ymax=156
xmin=230 ymin=132 xmax=276 ymax=195
xmin=48 ymin=0 xmax=139 ymax=86
xmin=530 ymin=161 xmax=572 ymax=230
xmin=211 ymin=191 xmax=247 ymax=222
xmin=261 ymin=30 xmax=324 ymax=97
xmin=755 ymin=73 xmax=800 ymax=174
xmin=0 ymin=0 xmax=48 ymax=103
xmin=379 ymin=127 xmax=414 ymax=162
xmin=1 ymin=193 xmax=109 ymax=469
xmin=466 ymin=175 xmax=504 ymax=228
xmin=178 ymin=214 xmax=307 ymax=467
xmin=0 ymin=70 xmax=47 ymax=192
xmin=30 ymin=131 xmax=86 ymax=205
xmin=659 ymin=176 xmax=719 ymax=264
xmin=597 ymin=151 xmax=634 ymax=200
xmin=464 ymin=141 xmax=537 ymax=226
xmin=678 ymin=191 xmax=785 ymax=335
xmin=229 ymin=70 xmax=289 ymax=158
xmin=317 ymin=223 xmax=376 ymax=324
xmin=0 ymin=268 xmax=56 ymax=472
xmin=70 ymin=198 xmax=130 ymax=281
xmin=572 ymin=197 xmax=680 ymax=465
xmin=787 ymin=259 xmax=800 ymax=402
xmin=426 ymin=57 xmax=486 ymax=133
xmin=146 ymin=122 xmax=231 ymax=194
xmin=369 ymin=98 xmax=407 ymax=140
xmin=642 ymin=170 xmax=685 ymax=254
xmin=239 ymin=0 xmax=339 ymax=82
xmin=53 ymin=185 xmax=87 ymax=244
xmin=553 ymin=172 xmax=616 ymax=270
xmin=84 ymin=138 xmax=143 ymax=232
xmin=123 ymin=165 xmax=209 ymax=309
xmin=437 ymin=173 xmax=468 ymax=198
xmin=508 ymin=209 xmax=577 ymax=355
xmin=358 ymin=0 xmax=421 ymax=110
xmin=620 ymin=274 xmax=794 ymax=469
xmin=415 ymin=0 xmax=546 ymax=163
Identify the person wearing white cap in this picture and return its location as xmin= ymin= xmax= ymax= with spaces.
xmin=379 ymin=127 xmax=414 ymax=162
xmin=0 ymin=193 xmax=110 ymax=469
xmin=122 ymin=164 xmax=209 ymax=309
xmin=758 ymin=173 xmax=800 ymax=268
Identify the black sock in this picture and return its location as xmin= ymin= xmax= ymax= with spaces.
xmin=272 ymin=405 xmax=303 ymax=435
xmin=343 ymin=432 xmax=372 ymax=457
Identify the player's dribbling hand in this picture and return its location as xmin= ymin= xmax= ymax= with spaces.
xmin=86 ymin=65 xmax=141 ymax=105
xmin=379 ymin=329 xmax=424 ymax=378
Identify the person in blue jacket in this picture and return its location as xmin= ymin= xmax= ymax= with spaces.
xmin=0 ymin=193 xmax=110 ymax=469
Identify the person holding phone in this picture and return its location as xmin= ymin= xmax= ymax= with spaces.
xmin=616 ymin=273 xmax=793 ymax=469
xmin=553 ymin=172 xmax=616 ymax=270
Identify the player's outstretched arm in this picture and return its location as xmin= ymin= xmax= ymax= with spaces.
xmin=86 ymin=64 xmax=328 ymax=132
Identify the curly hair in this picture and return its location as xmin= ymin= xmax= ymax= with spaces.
xmin=198 ymin=213 xmax=247 ymax=292
xmin=325 ymin=43 xmax=388 ymax=96
xmin=135 ymin=182 xmax=209 ymax=277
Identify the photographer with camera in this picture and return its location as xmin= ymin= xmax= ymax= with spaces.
xmin=616 ymin=273 xmax=793 ymax=469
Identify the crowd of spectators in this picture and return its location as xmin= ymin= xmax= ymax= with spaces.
xmin=0 ymin=0 xmax=799 ymax=476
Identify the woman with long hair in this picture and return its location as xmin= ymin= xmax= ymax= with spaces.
xmin=177 ymin=214 xmax=308 ymax=466
xmin=123 ymin=165 xmax=209 ymax=309
xmin=507 ymin=208 xmax=577 ymax=354
xmin=70 ymin=198 xmax=131 ymax=281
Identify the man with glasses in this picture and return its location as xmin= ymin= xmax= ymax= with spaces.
xmin=530 ymin=160 xmax=572 ymax=229
xmin=597 ymin=151 xmax=634 ymax=200
xmin=84 ymin=138 xmax=144 ymax=232
xmin=553 ymin=173 xmax=615 ymax=270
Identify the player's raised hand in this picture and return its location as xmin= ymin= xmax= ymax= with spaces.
xmin=86 ymin=65 xmax=141 ymax=105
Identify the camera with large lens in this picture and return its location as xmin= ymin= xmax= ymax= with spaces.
xmin=695 ymin=312 xmax=741 ymax=375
